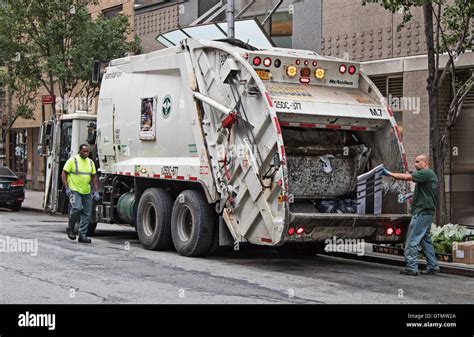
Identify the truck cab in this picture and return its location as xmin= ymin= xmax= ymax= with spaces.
xmin=39 ymin=112 xmax=98 ymax=214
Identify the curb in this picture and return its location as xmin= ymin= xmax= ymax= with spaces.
xmin=321 ymin=251 xmax=474 ymax=278
xmin=21 ymin=206 xmax=47 ymax=213
xmin=22 ymin=206 xmax=68 ymax=218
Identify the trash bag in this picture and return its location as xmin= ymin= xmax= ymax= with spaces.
xmin=337 ymin=198 xmax=357 ymax=213
xmin=315 ymin=198 xmax=357 ymax=214
xmin=316 ymin=200 xmax=338 ymax=213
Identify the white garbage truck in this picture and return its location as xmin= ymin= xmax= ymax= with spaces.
xmin=86 ymin=34 xmax=412 ymax=257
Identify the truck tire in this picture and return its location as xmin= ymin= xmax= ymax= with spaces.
xmin=171 ymin=190 xmax=214 ymax=257
xmin=136 ymin=188 xmax=174 ymax=250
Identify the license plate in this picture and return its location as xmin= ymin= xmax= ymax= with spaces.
xmin=256 ymin=69 xmax=271 ymax=81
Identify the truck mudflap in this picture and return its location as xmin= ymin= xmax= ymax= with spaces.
xmin=285 ymin=213 xmax=412 ymax=243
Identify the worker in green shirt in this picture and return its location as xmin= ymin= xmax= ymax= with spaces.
xmin=61 ymin=144 xmax=100 ymax=243
xmin=383 ymin=154 xmax=440 ymax=276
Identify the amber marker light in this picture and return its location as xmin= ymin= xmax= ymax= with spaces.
xmin=315 ymin=68 xmax=325 ymax=79
xmin=286 ymin=65 xmax=297 ymax=77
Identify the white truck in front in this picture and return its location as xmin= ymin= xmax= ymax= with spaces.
xmin=85 ymin=37 xmax=412 ymax=257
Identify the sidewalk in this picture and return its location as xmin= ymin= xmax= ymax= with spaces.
xmin=323 ymin=243 xmax=474 ymax=278
xmin=22 ymin=189 xmax=47 ymax=212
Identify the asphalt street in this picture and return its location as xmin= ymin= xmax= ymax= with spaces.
xmin=1 ymin=209 xmax=473 ymax=304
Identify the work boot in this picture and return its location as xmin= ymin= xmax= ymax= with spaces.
xmin=78 ymin=236 xmax=92 ymax=244
xmin=420 ymin=268 xmax=440 ymax=275
xmin=399 ymin=269 xmax=419 ymax=276
xmin=66 ymin=228 xmax=76 ymax=241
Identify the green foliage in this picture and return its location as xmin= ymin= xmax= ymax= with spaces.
xmin=430 ymin=223 xmax=468 ymax=254
xmin=439 ymin=1 xmax=474 ymax=55
xmin=0 ymin=0 xmax=141 ymax=117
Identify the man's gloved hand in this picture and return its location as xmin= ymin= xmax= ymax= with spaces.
xmin=92 ymin=191 xmax=100 ymax=201
xmin=382 ymin=168 xmax=391 ymax=176
xmin=65 ymin=187 xmax=72 ymax=197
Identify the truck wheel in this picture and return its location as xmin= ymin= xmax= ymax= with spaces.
xmin=137 ymin=188 xmax=174 ymax=250
xmin=171 ymin=190 xmax=214 ymax=257
xmin=87 ymin=222 xmax=97 ymax=236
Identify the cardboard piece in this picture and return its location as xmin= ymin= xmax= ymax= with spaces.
xmin=357 ymin=164 xmax=384 ymax=215
xmin=452 ymin=241 xmax=474 ymax=264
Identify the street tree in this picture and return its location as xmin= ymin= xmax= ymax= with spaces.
xmin=0 ymin=5 xmax=41 ymax=140
xmin=362 ymin=0 xmax=473 ymax=226
xmin=0 ymin=0 xmax=141 ymax=126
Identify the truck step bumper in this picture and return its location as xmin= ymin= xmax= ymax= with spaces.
xmin=285 ymin=213 xmax=412 ymax=243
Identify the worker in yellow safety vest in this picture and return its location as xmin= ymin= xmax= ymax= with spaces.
xmin=61 ymin=144 xmax=99 ymax=243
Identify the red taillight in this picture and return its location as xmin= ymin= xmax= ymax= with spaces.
xmin=288 ymin=228 xmax=295 ymax=235
xmin=304 ymin=60 xmax=309 ymax=66
xmin=296 ymin=227 xmax=304 ymax=235
xmin=386 ymin=227 xmax=394 ymax=236
xmin=348 ymin=65 xmax=356 ymax=75
xmin=312 ymin=60 xmax=318 ymax=67
xmin=295 ymin=59 xmax=301 ymax=65
xmin=253 ymin=57 xmax=261 ymax=66
xmin=339 ymin=64 xmax=347 ymax=74
xmin=299 ymin=77 xmax=310 ymax=84
xmin=395 ymin=228 xmax=402 ymax=236
xmin=10 ymin=179 xmax=24 ymax=187
xmin=263 ymin=57 xmax=272 ymax=67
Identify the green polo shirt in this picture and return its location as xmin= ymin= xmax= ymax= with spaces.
xmin=63 ymin=155 xmax=96 ymax=195
xmin=411 ymin=168 xmax=438 ymax=215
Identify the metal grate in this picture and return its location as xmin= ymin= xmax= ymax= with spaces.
xmin=459 ymin=73 xmax=474 ymax=107
xmin=388 ymin=76 xmax=403 ymax=98
xmin=369 ymin=76 xmax=387 ymax=97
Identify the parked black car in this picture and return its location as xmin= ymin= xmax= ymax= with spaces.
xmin=0 ymin=166 xmax=25 ymax=211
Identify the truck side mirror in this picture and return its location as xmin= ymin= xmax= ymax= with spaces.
xmin=45 ymin=122 xmax=54 ymax=149
xmin=87 ymin=121 xmax=97 ymax=144
xmin=92 ymin=60 xmax=107 ymax=84
xmin=38 ymin=121 xmax=54 ymax=157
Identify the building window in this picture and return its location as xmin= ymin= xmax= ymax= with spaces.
xmin=8 ymin=129 xmax=28 ymax=178
xmin=241 ymin=0 xmax=293 ymax=48
xmin=135 ymin=0 xmax=171 ymax=10
xmin=269 ymin=11 xmax=292 ymax=48
xmin=103 ymin=5 xmax=123 ymax=19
